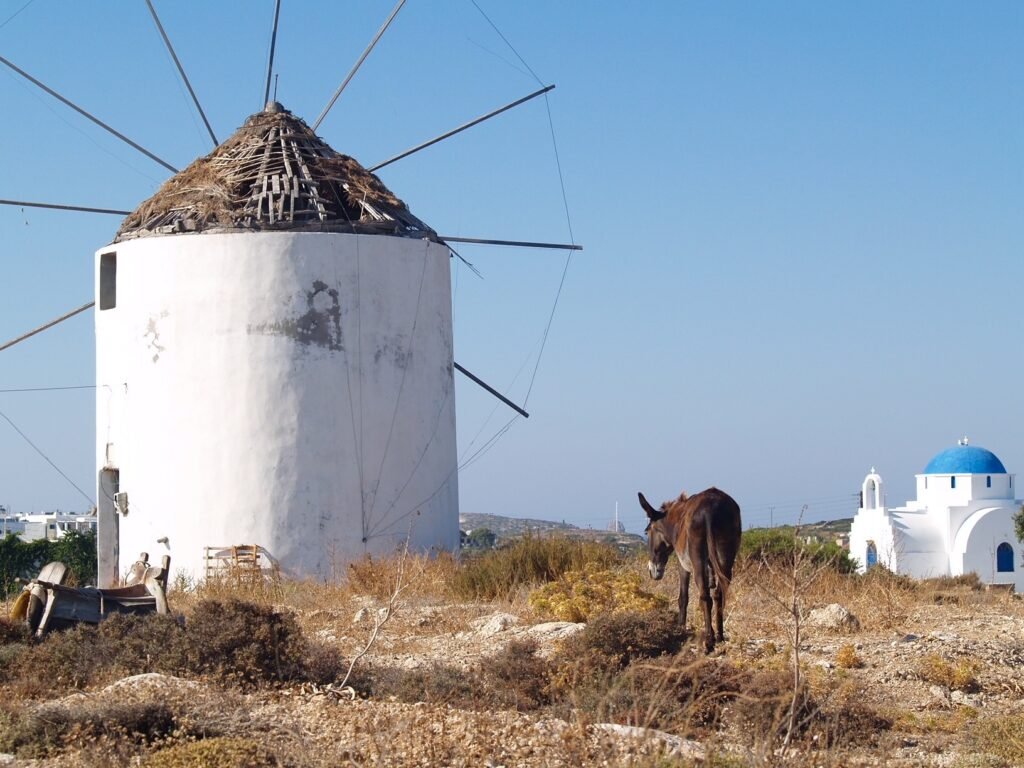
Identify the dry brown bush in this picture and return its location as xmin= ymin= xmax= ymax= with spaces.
xmin=346 ymin=551 xmax=458 ymax=602
xmin=553 ymin=610 xmax=685 ymax=680
xmin=147 ymin=737 xmax=283 ymax=768
xmin=367 ymin=640 xmax=552 ymax=711
xmin=967 ymin=714 xmax=1024 ymax=765
xmin=2 ymin=601 xmax=345 ymax=699
xmin=917 ymin=653 xmax=981 ymax=692
xmin=0 ymin=700 xmax=179 ymax=758
xmin=835 ymin=644 xmax=862 ymax=669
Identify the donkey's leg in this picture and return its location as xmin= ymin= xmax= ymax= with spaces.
xmin=691 ymin=547 xmax=714 ymax=653
xmin=713 ymin=579 xmax=725 ymax=641
xmin=715 ymin=552 xmax=734 ymax=642
xmin=678 ymin=569 xmax=691 ymax=628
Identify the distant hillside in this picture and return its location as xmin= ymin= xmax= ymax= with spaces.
xmin=748 ymin=518 xmax=853 ymax=543
xmin=800 ymin=518 xmax=853 ymax=539
xmin=459 ymin=513 xmax=853 ymax=551
xmin=460 ymin=512 xmax=645 ymax=550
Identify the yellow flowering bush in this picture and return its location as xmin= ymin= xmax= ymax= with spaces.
xmin=528 ymin=565 xmax=667 ymax=622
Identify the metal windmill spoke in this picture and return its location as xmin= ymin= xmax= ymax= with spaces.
xmin=0 ymin=54 xmax=178 ymax=173
xmin=368 ymin=84 xmax=554 ymax=172
xmin=145 ymin=0 xmax=218 ymax=146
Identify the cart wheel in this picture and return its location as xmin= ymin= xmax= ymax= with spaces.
xmin=25 ymin=592 xmax=45 ymax=634
xmin=9 ymin=590 xmax=29 ymax=622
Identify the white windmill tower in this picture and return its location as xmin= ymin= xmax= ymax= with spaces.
xmin=94 ymin=102 xmax=462 ymax=583
xmin=1 ymin=2 xmax=579 ymax=585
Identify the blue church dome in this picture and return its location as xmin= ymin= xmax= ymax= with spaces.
xmin=923 ymin=443 xmax=1006 ymax=475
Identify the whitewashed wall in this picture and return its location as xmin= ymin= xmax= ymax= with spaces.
xmin=953 ymin=507 xmax=1024 ymax=591
xmin=96 ymin=232 xmax=458 ymax=584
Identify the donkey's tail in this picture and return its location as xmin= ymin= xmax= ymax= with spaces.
xmin=705 ymin=512 xmax=731 ymax=598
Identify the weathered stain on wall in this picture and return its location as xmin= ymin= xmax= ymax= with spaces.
xmin=143 ymin=311 xmax=169 ymax=363
xmin=249 ymin=280 xmax=343 ymax=351
xmin=374 ymin=336 xmax=412 ymax=369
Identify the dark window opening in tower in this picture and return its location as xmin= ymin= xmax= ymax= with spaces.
xmin=99 ymin=252 xmax=117 ymax=310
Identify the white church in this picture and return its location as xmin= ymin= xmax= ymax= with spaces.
xmin=849 ymin=440 xmax=1023 ymax=591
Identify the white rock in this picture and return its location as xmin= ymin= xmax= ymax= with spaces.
xmin=807 ymin=604 xmax=861 ymax=632
xmin=526 ymin=621 xmax=585 ymax=641
xmin=353 ymin=607 xmax=370 ymax=623
xmin=951 ymin=690 xmax=981 ymax=707
xmin=929 ymin=684 xmax=951 ymax=704
xmin=591 ymin=723 xmax=705 ymax=760
xmin=472 ymin=612 xmax=521 ymax=637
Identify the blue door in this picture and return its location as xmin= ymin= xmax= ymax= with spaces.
xmin=997 ymin=542 xmax=1014 ymax=573
xmin=866 ymin=541 xmax=878 ymax=569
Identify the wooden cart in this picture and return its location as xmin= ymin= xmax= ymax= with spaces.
xmin=11 ymin=552 xmax=170 ymax=637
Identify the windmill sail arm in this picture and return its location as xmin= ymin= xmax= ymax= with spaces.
xmin=440 ymin=236 xmax=580 ymax=251
xmin=0 ymin=199 xmax=130 ymax=216
xmin=454 ymin=362 xmax=529 ymax=419
xmin=0 ymin=302 xmax=95 ymax=353
xmin=368 ymin=84 xmax=555 ymax=172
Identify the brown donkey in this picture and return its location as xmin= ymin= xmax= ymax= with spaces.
xmin=638 ymin=487 xmax=742 ymax=653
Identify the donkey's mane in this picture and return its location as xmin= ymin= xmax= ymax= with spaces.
xmin=664 ymin=491 xmax=688 ymax=509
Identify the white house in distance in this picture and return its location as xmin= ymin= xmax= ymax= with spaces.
xmin=849 ymin=440 xmax=1023 ymax=591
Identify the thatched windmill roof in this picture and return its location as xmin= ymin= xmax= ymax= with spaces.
xmin=115 ymin=102 xmax=435 ymax=242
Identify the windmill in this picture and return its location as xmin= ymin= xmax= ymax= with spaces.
xmin=0 ymin=1 xmax=579 ymax=584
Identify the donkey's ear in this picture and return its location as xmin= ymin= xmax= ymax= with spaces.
xmin=638 ymin=492 xmax=665 ymax=520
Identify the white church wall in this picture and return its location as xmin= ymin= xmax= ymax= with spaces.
xmin=967 ymin=473 xmax=1014 ymax=500
xmin=919 ymin=474 xmax=973 ymax=509
xmin=952 ymin=507 xmax=1023 ymax=590
xmin=889 ymin=510 xmax=949 ymax=578
xmin=854 ymin=448 xmax=1022 ymax=590
xmin=95 ymin=231 xmax=459 ymax=584
xmin=849 ymin=507 xmax=899 ymax=573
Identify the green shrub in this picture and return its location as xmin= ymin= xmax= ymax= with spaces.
xmin=0 ymin=530 xmax=98 ymax=596
xmin=740 ymin=528 xmax=857 ymax=573
xmin=451 ymin=535 xmax=623 ymax=600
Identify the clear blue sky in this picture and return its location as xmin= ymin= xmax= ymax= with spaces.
xmin=0 ymin=1 xmax=1021 ymax=533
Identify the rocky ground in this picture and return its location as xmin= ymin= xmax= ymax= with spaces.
xmin=2 ymin=561 xmax=1023 ymax=767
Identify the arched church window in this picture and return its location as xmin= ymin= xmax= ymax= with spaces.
xmin=987 ymin=476 xmax=992 ymax=488
xmin=951 ymin=477 xmax=956 ymax=489
xmin=996 ymin=543 xmax=1014 ymax=573
xmin=866 ymin=541 xmax=878 ymax=569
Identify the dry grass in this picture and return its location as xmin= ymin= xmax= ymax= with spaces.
xmin=2 ymin=539 xmax=1022 ymax=766
xmin=835 ymin=644 xmax=862 ymax=669
xmin=147 ymin=737 xmax=282 ymax=768
xmin=916 ymin=653 xmax=982 ymax=692
xmin=967 ymin=714 xmax=1024 ymax=765
xmin=452 ymin=536 xmax=624 ymax=601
